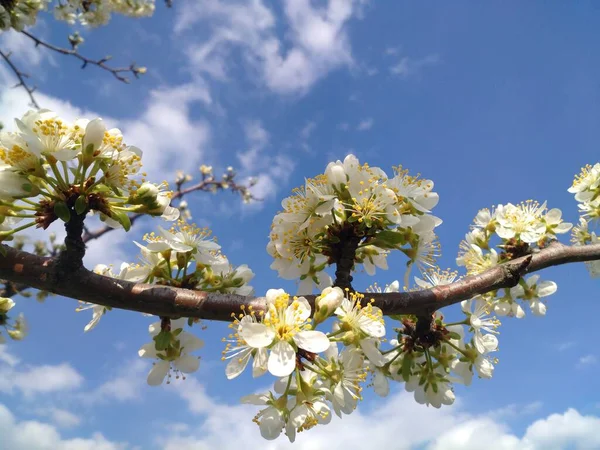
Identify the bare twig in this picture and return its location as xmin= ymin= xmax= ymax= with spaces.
xmin=82 ymin=177 xmax=260 ymax=243
xmin=20 ymin=30 xmax=144 ymax=83
xmin=0 ymin=241 xmax=598 ymax=322
xmin=0 ymin=49 xmax=40 ymax=108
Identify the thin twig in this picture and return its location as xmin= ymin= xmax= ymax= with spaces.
xmin=0 ymin=49 xmax=40 ymax=108
xmin=0 ymin=240 xmax=598 ymax=322
xmin=20 ymin=30 xmax=143 ymax=83
xmin=82 ymin=178 xmax=260 ymax=243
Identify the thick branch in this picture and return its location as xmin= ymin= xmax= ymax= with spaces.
xmin=20 ymin=30 xmax=142 ymax=83
xmin=0 ymin=241 xmax=598 ymax=321
xmin=0 ymin=49 xmax=40 ymax=108
xmin=82 ymin=178 xmax=260 ymax=243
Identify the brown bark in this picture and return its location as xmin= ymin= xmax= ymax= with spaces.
xmin=1 ymin=240 xmax=598 ymax=322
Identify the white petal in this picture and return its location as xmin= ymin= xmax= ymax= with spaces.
xmin=179 ymin=333 xmax=204 ymax=353
xmin=530 ymin=300 xmax=547 ymax=316
xmin=252 ymin=347 xmax=268 ymax=378
xmin=146 ymin=241 xmax=172 ymax=252
xmin=241 ymin=323 xmax=276 ymax=348
xmin=240 ymin=393 xmax=268 ymax=405
xmin=545 ymin=208 xmax=562 ymax=224
xmin=293 ymin=330 xmax=330 ymax=353
xmin=512 ymin=302 xmax=526 ymax=319
xmin=537 ymin=281 xmax=557 ymax=297
xmin=266 ymin=289 xmax=286 ymax=305
xmin=138 ymin=342 xmax=158 ymax=359
xmin=267 ymin=341 xmax=297 ymax=377
xmin=494 ymin=302 xmax=510 ymax=316
xmin=359 ymin=338 xmax=386 ymax=367
xmin=259 ymin=407 xmax=285 ymax=441
xmin=147 ymin=361 xmax=170 ymax=386
xmin=225 ymin=348 xmax=251 ymax=380
xmin=173 ymin=354 xmax=200 ymax=373
xmin=475 ymin=357 xmax=494 ymax=378
xmin=373 ymin=371 xmax=390 ymax=397
xmin=359 ymin=314 xmax=385 ymax=338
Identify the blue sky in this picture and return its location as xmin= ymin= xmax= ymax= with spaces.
xmin=1 ymin=1 xmax=600 ymax=448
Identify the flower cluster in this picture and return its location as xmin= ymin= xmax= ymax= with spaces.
xmin=0 ymin=297 xmax=26 ymax=343
xmin=569 ymin=164 xmax=600 ymax=276
xmin=0 ymin=109 xmax=179 ymax=246
xmin=456 ymin=200 xmax=566 ymax=318
xmin=268 ymin=154 xmax=441 ymax=293
xmin=53 ymin=0 xmax=155 ymax=27
xmin=224 ymin=280 xmax=511 ymax=441
xmin=223 ymin=287 xmax=386 ymax=441
xmin=78 ymin=220 xmax=255 ymax=333
xmin=0 ymin=0 xmax=48 ymax=31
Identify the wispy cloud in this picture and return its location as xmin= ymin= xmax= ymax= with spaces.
xmin=32 ymin=407 xmax=82 ymax=429
xmin=237 ymin=120 xmax=295 ymax=206
xmin=557 ymin=341 xmax=576 ymax=351
xmin=390 ymin=54 xmax=440 ymax=77
xmin=357 ymin=117 xmax=374 ymax=131
xmin=175 ymin=0 xmax=365 ymax=96
xmin=577 ymin=354 xmax=598 ymax=368
xmin=300 ymin=120 xmax=317 ymax=139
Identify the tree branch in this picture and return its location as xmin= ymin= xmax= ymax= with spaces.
xmin=0 ymin=49 xmax=40 ymax=108
xmin=0 ymin=241 xmax=598 ymax=321
xmin=81 ymin=178 xmax=260 ymax=243
xmin=20 ymin=30 xmax=144 ymax=83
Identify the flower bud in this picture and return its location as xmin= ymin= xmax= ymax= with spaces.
xmin=82 ymin=118 xmax=106 ymax=165
xmin=316 ymin=286 xmax=344 ymax=315
xmin=136 ymin=182 xmax=159 ymax=201
xmin=0 ymin=297 xmax=15 ymax=313
xmin=313 ymin=286 xmax=345 ymax=325
xmin=325 ymin=162 xmax=346 ymax=187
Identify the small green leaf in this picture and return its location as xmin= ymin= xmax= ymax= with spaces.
xmin=74 ymin=195 xmax=88 ymax=215
xmin=111 ymin=210 xmax=131 ymax=231
xmin=374 ymin=230 xmax=407 ymax=247
xmin=53 ymin=201 xmax=71 ymax=223
xmin=153 ymin=330 xmax=171 ymax=351
xmin=447 ymin=331 xmax=461 ymax=341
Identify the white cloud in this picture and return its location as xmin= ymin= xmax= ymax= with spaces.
xmin=0 ymin=359 xmax=84 ymax=397
xmin=33 ymin=407 xmax=82 ymax=429
xmin=0 ymin=403 xmax=126 ymax=450
xmin=156 ymin=376 xmax=600 ymax=450
xmin=300 ymin=120 xmax=317 ymax=139
xmin=557 ymin=341 xmax=575 ymax=351
xmin=0 ymin=345 xmax=20 ymax=367
xmin=577 ymin=354 xmax=597 ymax=367
xmin=83 ymin=359 xmax=148 ymax=405
xmin=357 ymin=117 xmax=374 ymax=131
xmin=236 ymin=120 xmax=295 ymax=206
xmin=390 ymin=54 xmax=440 ymax=77
xmin=0 ymin=21 xmax=56 ymax=71
xmin=175 ymin=0 xmax=364 ymax=95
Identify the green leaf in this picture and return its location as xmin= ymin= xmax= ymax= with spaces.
xmin=372 ymin=230 xmax=407 ymax=248
xmin=447 ymin=331 xmax=461 ymax=341
xmin=74 ymin=195 xmax=88 ymax=215
xmin=153 ymin=330 xmax=171 ymax=351
xmin=53 ymin=201 xmax=71 ymax=223
xmin=111 ymin=210 xmax=131 ymax=232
